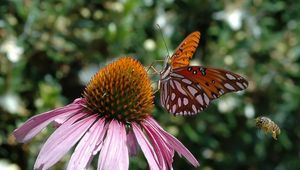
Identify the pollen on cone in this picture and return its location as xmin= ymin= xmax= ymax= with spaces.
xmin=83 ymin=57 xmax=154 ymax=122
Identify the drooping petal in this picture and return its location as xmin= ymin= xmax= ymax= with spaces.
xmin=67 ymin=118 xmax=106 ymax=170
xmin=145 ymin=117 xmax=200 ymax=167
xmin=34 ymin=113 xmax=97 ymax=170
xmin=127 ymin=130 xmax=139 ymax=156
xmin=13 ymin=98 xmax=85 ymax=143
xmin=132 ymin=122 xmax=160 ymax=170
xmin=142 ymin=120 xmax=174 ymax=157
xmin=142 ymin=122 xmax=174 ymax=170
xmin=97 ymin=120 xmax=129 ymax=170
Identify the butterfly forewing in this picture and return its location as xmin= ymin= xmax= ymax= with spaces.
xmin=160 ymin=66 xmax=248 ymax=116
xmin=170 ymin=31 xmax=201 ymax=69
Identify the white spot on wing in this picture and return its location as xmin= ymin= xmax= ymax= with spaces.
xmin=242 ymin=82 xmax=248 ymax=88
xmin=196 ymin=84 xmax=202 ymax=90
xmin=212 ymin=94 xmax=217 ymax=98
xmin=172 ymin=105 xmax=177 ymax=113
xmin=163 ymin=83 xmax=168 ymax=104
xmin=182 ymin=79 xmax=192 ymax=84
xmin=220 ymin=89 xmax=225 ymax=94
xmin=192 ymin=104 xmax=197 ymax=113
xmin=174 ymin=81 xmax=187 ymax=96
xmin=171 ymin=93 xmax=176 ymax=101
xmin=170 ymin=80 xmax=175 ymax=89
xmin=236 ymin=82 xmax=244 ymax=89
xmin=204 ymin=94 xmax=210 ymax=105
xmin=196 ymin=95 xmax=203 ymax=105
xmin=187 ymin=86 xmax=197 ymax=96
xmin=226 ymin=73 xmax=236 ymax=80
xmin=165 ymin=96 xmax=170 ymax=106
xmin=183 ymin=98 xmax=189 ymax=105
xmin=171 ymin=73 xmax=184 ymax=78
xmin=224 ymin=83 xmax=235 ymax=90
xmin=178 ymin=98 xmax=182 ymax=107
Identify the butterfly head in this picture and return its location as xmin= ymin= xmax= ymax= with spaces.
xmin=162 ymin=54 xmax=172 ymax=68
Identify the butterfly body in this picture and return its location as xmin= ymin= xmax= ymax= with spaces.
xmin=159 ymin=31 xmax=248 ymax=116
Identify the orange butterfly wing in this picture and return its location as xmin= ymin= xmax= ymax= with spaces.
xmin=170 ymin=31 xmax=201 ymax=69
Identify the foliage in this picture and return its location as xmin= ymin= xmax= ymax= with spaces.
xmin=1 ymin=0 xmax=300 ymax=169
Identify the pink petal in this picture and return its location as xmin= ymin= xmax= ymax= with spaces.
xmin=127 ymin=130 xmax=139 ymax=156
xmin=98 ymin=120 xmax=129 ymax=170
xmin=145 ymin=117 xmax=200 ymax=167
xmin=142 ymin=123 xmax=174 ymax=169
xmin=92 ymin=123 xmax=109 ymax=156
xmin=34 ymin=113 xmax=97 ymax=170
xmin=142 ymin=120 xmax=174 ymax=155
xmin=67 ymin=118 xmax=106 ymax=170
xmin=73 ymin=97 xmax=87 ymax=105
xmin=132 ymin=122 xmax=160 ymax=170
xmin=118 ymin=127 xmax=129 ymax=170
xmin=13 ymin=98 xmax=85 ymax=143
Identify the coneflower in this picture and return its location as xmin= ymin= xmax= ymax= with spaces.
xmin=13 ymin=57 xmax=200 ymax=170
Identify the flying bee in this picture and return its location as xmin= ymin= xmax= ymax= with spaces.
xmin=256 ymin=116 xmax=281 ymax=140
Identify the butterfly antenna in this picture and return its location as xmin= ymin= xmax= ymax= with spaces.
xmin=156 ymin=24 xmax=170 ymax=57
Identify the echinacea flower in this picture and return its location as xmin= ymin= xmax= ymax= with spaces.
xmin=13 ymin=57 xmax=200 ymax=170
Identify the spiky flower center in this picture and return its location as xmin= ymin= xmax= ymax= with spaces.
xmin=83 ymin=57 xmax=154 ymax=122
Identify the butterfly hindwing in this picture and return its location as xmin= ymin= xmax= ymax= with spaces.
xmin=160 ymin=75 xmax=209 ymax=116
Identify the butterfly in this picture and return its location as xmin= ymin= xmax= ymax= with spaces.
xmin=159 ymin=31 xmax=248 ymax=116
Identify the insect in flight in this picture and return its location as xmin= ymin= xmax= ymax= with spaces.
xmin=256 ymin=116 xmax=281 ymax=140
xmin=159 ymin=31 xmax=248 ymax=116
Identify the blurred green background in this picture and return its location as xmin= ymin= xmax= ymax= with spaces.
xmin=1 ymin=0 xmax=300 ymax=170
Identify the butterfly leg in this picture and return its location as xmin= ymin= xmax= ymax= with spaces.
xmin=145 ymin=60 xmax=164 ymax=74
xmin=153 ymin=87 xmax=160 ymax=94
xmin=149 ymin=80 xmax=160 ymax=95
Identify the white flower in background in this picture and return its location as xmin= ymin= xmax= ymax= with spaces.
xmin=214 ymin=7 xmax=244 ymax=31
xmin=217 ymin=96 xmax=238 ymax=113
xmin=143 ymin=39 xmax=156 ymax=51
xmin=0 ymin=159 xmax=20 ymax=170
xmin=224 ymin=55 xmax=234 ymax=66
xmin=108 ymin=22 xmax=117 ymax=33
xmin=1 ymin=37 xmax=23 ymax=63
xmin=155 ymin=8 xmax=174 ymax=37
xmin=0 ymin=93 xmax=22 ymax=114
xmin=104 ymin=2 xmax=124 ymax=12
xmin=244 ymin=104 xmax=255 ymax=118
xmin=246 ymin=16 xmax=262 ymax=38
